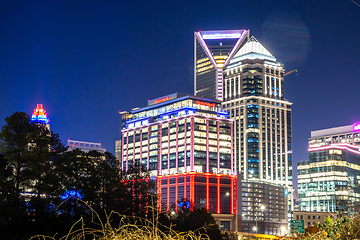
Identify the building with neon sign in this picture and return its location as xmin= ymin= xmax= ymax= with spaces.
xmin=31 ymin=104 xmax=50 ymax=129
xmin=194 ymin=29 xmax=250 ymax=100
xmin=213 ymin=35 xmax=293 ymax=233
xmin=298 ymin=123 xmax=360 ymax=214
xmin=121 ymin=93 xmax=241 ymax=231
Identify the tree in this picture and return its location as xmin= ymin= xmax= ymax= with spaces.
xmin=0 ymin=111 xmax=67 ymax=239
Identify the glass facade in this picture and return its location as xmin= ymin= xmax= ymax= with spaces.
xmin=298 ymin=145 xmax=360 ymax=214
xmin=194 ymin=30 xmax=250 ymax=100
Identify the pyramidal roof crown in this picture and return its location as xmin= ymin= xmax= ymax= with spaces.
xmin=232 ymin=36 xmax=275 ymax=60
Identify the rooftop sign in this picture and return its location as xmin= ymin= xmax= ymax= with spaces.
xmin=195 ymin=100 xmax=215 ymax=108
xmin=148 ymin=93 xmax=178 ymax=106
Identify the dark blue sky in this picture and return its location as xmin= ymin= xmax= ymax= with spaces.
xmin=1 ymin=1 xmax=360 ymax=178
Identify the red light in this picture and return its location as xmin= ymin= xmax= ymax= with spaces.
xmin=155 ymin=96 xmax=169 ymax=104
xmin=196 ymin=100 xmax=215 ymax=108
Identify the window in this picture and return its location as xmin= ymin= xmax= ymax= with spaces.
xmin=313 ymin=216 xmax=315 ymax=219
xmin=300 ymin=215 xmax=303 ymax=220
xmin=308 ymin=216 xmax=310 ymax=219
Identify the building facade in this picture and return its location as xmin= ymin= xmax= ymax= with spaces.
xmin=293 ymin=211 xmax=334 ymax=227
xmin=194 ymin=29 xmax=250 ymax=100
xmin=67 ymin=139 xmax=106 ymax=153
xmin=217 ymin=36 xmax=293 ymax=231
xmin=121 ymin=93 xmax=241 ymax=230
xmin=241 ymin=181 xmax=288 ymax=235
xmin=298 ymin=123 xmax=360 ymax=214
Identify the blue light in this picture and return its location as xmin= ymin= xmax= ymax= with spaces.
xmin=177 ymin=200 xmax=190 ymax=209
xmin=61 ymin=190 xmax=83 ymax=200
xmin=247 ymin=104 xmax=258 ymax=108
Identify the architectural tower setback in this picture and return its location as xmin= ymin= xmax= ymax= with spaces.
xmin=194 ymin=29 xmax=250 ymax=100
xmin=219 ymin=36 xmax=294 ymax=228
xmin=222 ymin=36 xmax=293 ymax=186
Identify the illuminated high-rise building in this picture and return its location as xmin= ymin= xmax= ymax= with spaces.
xmin=121 ymin=93 xmax=241 ymax=231
xmin=217 ymin=36 xmax=293 ymax=233
xmin=31 ymin=104 xmax=50 ymax=130
xmin=194 ymin=29 xmax=250 ymax=100
xmin=298 ymin=123 xmax=360 ymax=214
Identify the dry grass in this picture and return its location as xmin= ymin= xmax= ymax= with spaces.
xmin=29 ymin=198 xmax=210 ymax=240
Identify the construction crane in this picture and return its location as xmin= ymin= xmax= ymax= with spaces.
xmin=283 ymin=69 xmax=297 ymax=77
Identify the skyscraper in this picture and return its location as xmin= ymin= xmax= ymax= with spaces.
xmin=195 ymin=34 xmax=294 ymax=232
xmin=222 ymin=36 xmax=292 ymax=187
xmin=194 ymin=29 xmax=250 ymax=100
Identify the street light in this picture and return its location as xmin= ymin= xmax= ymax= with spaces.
xmin=281 ymin=226 xmax=286 ymax=236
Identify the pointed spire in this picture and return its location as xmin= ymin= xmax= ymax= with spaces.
xmin=233 ymin=36 xmax=274 ymax=59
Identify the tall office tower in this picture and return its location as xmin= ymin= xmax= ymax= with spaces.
xmin=221 ymin=36 xmax=293 ymax=231
xmin=298 ymin=123 xmax=360 ymax=214
xmin=31 ymin=104 xmax=50 ymax=130
xmin=194 ymin=29 xmax=250 ymax=100
xmin=121 ymin=93 xmax=241 ymax=231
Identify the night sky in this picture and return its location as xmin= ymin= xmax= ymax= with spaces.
xmin=1 ymin=1 xmax=360 ymax=185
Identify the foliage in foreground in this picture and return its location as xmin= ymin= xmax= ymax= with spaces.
xmin=0 ymin=111 xmax=154 ymax=239
xmin=29 ymin=199 xmax=210 ymax=240
xmin=296 ymin=214 xmax=360 ymax=240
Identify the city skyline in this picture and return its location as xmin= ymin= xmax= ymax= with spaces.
xmin=1 ymin=0 xmax=360 ymax=188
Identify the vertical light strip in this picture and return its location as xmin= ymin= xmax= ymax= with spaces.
xmin=168 ymin=124 xmax=170 ymax=175
xmin=176 ymin=120 xmax=179 ymax=173
xmin=217 ymin=176 xmax=220 ymax=214
xmin=140 ymin=130 xmax=143 ymax=174
xmin=167 ymin=177 xmax=170 ymax=213
xmin=225 ymin=78 xmax=228 ymax=99
xmin=285 ymin=109 xmax=289 ymax=186
xmin=147 ymin=128 xmax=150 ymax=172
xmin=126 ymin=133 xmax=129 ymax=171
xmin=217 ymin=69 xmax=223 ymax=100
xmin=121 ymin=131 xmax=124 ymax=171
xmin=184 ymin=173 xmax=187 ymax=200
xmin=264 ymin=75 xmax=267 ymax=95
xmin=265 ymin=107 xmax=269 ymax=180
xmin=158 ymin=176 xmax=162 ymax=213
xmin=190 ymin=173 xmax=195 ymax=211
xmin=206 ymin=175 xmax=209 ymax=212
xmin=231 ymin=176 xmax=234 ymax=214
xmin=231 ymin=120 xmax=234 ymax=174
xmin=259 ymin=106 xmax=263 ymax=180
xmin=132 ymin=130 xmax=135 ymax=167
xmin=190 ymin=117 xmax=195 ymax=172
xmin=275 ymin=109 xmax=278 ymax=181
xmin=175 ymin=175 xmax=178 ymax=213
xmin=206 ymin=119 xmax=209 ymax=173
xmin=184 ymin=119 xmax=187 ymax=172
xmin=217 ymin=121 xmax=220 ymax=173
xmin=158 ymin=124 xmax=162 ymax=176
